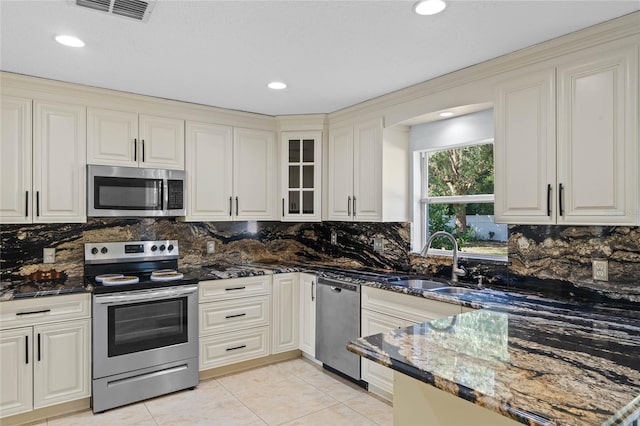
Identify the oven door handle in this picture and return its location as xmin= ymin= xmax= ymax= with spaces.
xmin=94 ymin=285 xmax=198 ymax=305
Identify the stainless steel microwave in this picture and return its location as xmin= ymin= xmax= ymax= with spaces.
xmin=87 ymin=165 xmax=186 ymax=217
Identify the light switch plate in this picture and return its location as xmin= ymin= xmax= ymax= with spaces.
xmin=331 ymin=231 xmax=337 ymax=245
xmin=592 ymin=259 xmax=608 ymax=281
xmin=206 ymin=241 xmax=215 ymax=254
xmin=373 ymin=237 xmax=384 ymax=254
xmin=43 ymin=248 xmax=55 ymax=264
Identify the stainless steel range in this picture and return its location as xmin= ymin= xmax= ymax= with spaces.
xmin=84 ymin=240 xmax=199 ymax=413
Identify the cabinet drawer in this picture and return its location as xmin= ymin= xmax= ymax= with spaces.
xmin=361 ymin=286 xmax=461 ymax=323
xmin=0 ymin=294 xmax=90 ymax=330
xmin=199 ymin=276 xmax=271 ymax=302
xmin=199 ymin=326 xmax=269 ymax=370
xmin=199 ymin=296 xmax=269 ymax=336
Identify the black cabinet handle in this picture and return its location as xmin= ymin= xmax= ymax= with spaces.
xmin=347 ymin=196 xmax=351 ymax=216
xmin=25 ymin=335 xmax=29 ymax=365
xmin=225 ymin=313 xmax=247 ymax=319
xmin=546 ymin=184 xmax=551 ymax=217
xmin=16 ymin=309 xmax=51 ymax=316
xmin=134 ymin=139 xmax=137 ymax=161
xmin=235 ymin=196 xmax=239 ymax=216
xmin=226 ymin=345 xmax=246 ymax=352
xmin=225 ymin=286 xmax=246 ymax=291
xmin=141 ymin=140 xmax=145 ymax=162
xmin=353 ymin=196 xmax=356 ymax=217
xmin=25 ymin=191 xmax=29 ymax=217
xmin=37 ymin=333 xmax=41 ymax=362
xmin=282 ymin=198 xmax=285 ymax=217
xmin=229 ymin=197 xmax=232 ymax=216
xmin=36 ymin=191 xmax=40 ymax=216
xmin=558 ymin=183 xmax=564 ymax=217
xmin=311 ymin=281 xmax=315 ymax=302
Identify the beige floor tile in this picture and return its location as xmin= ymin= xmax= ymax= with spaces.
xmin=299 ymin=369 xmax=367 ymax=402
xmin=225 ymin=375 xmax=338 ymax=425
xmin=281 ymin=403 xmax=377 ymax=426
xmin=345 ymin=393 xmax=393 ymax=426
xmin=47 ymin=403 xmax=155 ymax=426
xmin=217 ymin=363 xmax=299 ymax=395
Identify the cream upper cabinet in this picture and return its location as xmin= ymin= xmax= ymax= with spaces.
xmin=87 ymin=107 xmax=185 ymax=170
xmin=280 ymin=131 xmax=322 ymax=222
xmin=33 ymin=100 xmax=86 ymax=223
xmin=185 ymin=125 xmax=276 ymax=221
xmin=326 ymin=118 xmax=408 ymax=222
xmin=271 ymin=273 xmax=300 ymax=354
xmin=185 ymin=121 xmax=233 ymax=221
xmin=495 ymin=41 xmax=638 ymax=225
xmin=298 ymin=273 xmax=316 ymax=358
xmin=233 ymin=128 xmax=277 ymax=221
xmin=0 ymin=96 xmax=32 ymax=224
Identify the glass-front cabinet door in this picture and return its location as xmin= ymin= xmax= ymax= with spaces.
xmin=281 ymin=131 xmax=322 ymax=221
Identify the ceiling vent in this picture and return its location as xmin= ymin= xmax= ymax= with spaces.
xmin=75 ymin=0 xmax=156 ymax=22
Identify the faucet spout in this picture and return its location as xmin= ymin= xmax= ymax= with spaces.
xmin=421 ymin=231 xmax=467 ymax=282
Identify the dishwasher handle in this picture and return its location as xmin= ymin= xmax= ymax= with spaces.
xmin=317 ymin=277 xmax=360 ymax=293
xmin=330 ymin=286 xmax=342 ymax=293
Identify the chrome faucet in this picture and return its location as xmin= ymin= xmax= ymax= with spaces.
xmin=421 ymin=231 xmax=467 ymax=282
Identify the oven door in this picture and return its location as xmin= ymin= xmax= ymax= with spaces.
xmin=92 ymin=285 xmax=198 ymax=379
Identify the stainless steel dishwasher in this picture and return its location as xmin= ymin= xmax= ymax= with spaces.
xmin=316 ymin=277 xmax=365 ymax=386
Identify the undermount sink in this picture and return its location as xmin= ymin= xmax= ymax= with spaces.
xmin=429 ymin=286 xmax=477 ymax=295
xmin=388 ymin=278 xmax=448 ymax=290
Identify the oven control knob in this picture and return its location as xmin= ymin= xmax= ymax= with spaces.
xmin=167 ymin=244 xmax=174 ymax=252
xmin=151 ymin=245 xmax=158 ymax=252
xmin=91 ymin=247 xmax=98 ymax=255
xmin=159 ymin=245 xmax=166 ymax=251
xmin=101 ymin=247 xmax=108 ymax=254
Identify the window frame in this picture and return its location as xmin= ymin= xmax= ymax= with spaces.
xmin=417 ymin=138 xmax=507 ymax=262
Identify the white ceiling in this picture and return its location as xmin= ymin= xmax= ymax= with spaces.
xmin=1 ymin=1 xmax=638 ymax=116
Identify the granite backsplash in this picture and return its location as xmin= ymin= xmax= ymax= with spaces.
xmin=1 ymin=219 xmax=638 ymax=302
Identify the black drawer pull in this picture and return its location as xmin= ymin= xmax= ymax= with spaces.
xmin=225 ymin=286 xmax=246 ymax=291
xmin=225 ymin=313 xmax=247 ymax=319
xmin=37 ymin=333 xmax=41 ymax=361
xmin=134 ymin=139 xmax=137 ymax=161
xmin=25 ymin=336 xmax=29 ymax=364
xmin=226 ymin=344 xmax=246 ymax=352
xmin=16 ymin=309 xmax=51 ymax=316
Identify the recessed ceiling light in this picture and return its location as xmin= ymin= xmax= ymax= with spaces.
xmin=439 ymin=111 xmax=454 ymax=117
xmin=267 ymin=81 xmax=287 ymax=90
xmin=55 ymin=35 xmax=85 ymax=48
xmin=413 ymin=0 xmax=447 ymax=16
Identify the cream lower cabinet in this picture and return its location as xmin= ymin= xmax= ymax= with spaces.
xmin=360 ymin=286 xmax=467 ymax=402
xmin=0 ymin=294 xmax=91 ymax=419
xmin=495 ymin=40 xmax=638 ymax=225
xmin=271 ymin=273 xmax=299 ymax=354
xmin=298 ymin=273 xmax=316 ymax=358
xmin=198 ymin=276 xmax=271 ymax=371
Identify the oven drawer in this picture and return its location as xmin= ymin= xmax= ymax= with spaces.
xmin=199 ymin=326 xmax=270 ymax=370
xmin=199 ymin=276 xmax=271 ymax=302
xmin=0 ymin=294 xmax=90 ymax=330
xmin=199 ymin=295 xmax=269 ymax=336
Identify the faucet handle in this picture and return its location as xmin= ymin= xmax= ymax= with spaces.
xmin=453 ymin=264 xmax=467 ymax=277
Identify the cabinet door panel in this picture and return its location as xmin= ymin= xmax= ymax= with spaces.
xmin=0 ymin=327 xmax=33 ymax=417
xmin=272 ymin=273 xmax=299 ymax=354
xmin=494 ymin=68 xmax=556 ymax=224
xmin=298 ymin=273 xmax=316 ymax=357
xmin=326 ymin=125 xmax=354 ymax=221
xmin=139 ymin=115 xmax=185 ymax=170
xmin=185 ymin=122 xmax=233 ymax=221
xmin=353 ymin=118 xmax=383 ymax=221
xmin=33 ymin=320 xmax=90 ymax=409
xmin=557 ymin=45 xmax=638 ymax=224
xmin=33 ymin=101 xmax=86 ymax=223
xmin=0 ymin=96 xmax=32 ymax=224
xmin=233 ymin=128 xmax=276 ymax=220
xmin=281 ymin=132 xmax=322 ymax=222
xmin=87 ymin=108 xmax=138 ymax=167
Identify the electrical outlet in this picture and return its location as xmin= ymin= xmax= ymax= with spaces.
xmin=592 ymin=259 xmax=608 ymax=281
xmin=331 ymin=231 xmax=337 ymax=245
xmin=43 ymin=248 xmax=56 ymax=264
xmin=206 ymin=241 xmax=215 ymax=254
xmin=373 ymin=237 xmax=384 ymax=254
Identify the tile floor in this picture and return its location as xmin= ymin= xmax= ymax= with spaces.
xmin=39 ymin=358 xmax=393 ymax=426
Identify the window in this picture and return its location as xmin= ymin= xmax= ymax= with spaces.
xmin=419 ymin=140 xmax=507 ymax=259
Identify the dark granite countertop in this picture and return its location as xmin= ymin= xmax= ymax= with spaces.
xmin=347 ymin=280 xmax=640 ymax=425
